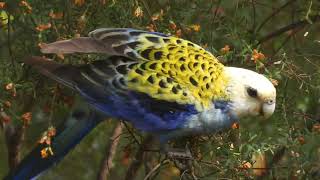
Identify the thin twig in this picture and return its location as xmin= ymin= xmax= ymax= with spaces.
xmin=251 ymin=0 xmax=256 ymax=35
xmin=212 ymin=0 xmax=222 ymax=23
xmin=258 ymin=15 xmax=320 ymax=44
xmin=123 ymin=122 xmax=141 ymax=146
xmin=7 ymin=11 xmax=16 ymax=75
xmin=143 ymin=159 xmax=169 ymax=180
xmin=255 ymin=0 xmax=297 ymax=33
xmin=125 ymin=135 xmax=153 ymax=180
xmin=98 ymin=122 xmax=123 ymax=180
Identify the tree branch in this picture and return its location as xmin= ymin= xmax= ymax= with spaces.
xmin=258 ymin=15 xmax=320 ymax=44
xmin=98 ymin=122 xmax=123 ymax=180
xmin=255 ymin=0 xmax=298 ymax=33
xmin=4 ymin=125 xmax=26 ymax=170
xmin=125 ymin=135 xmax=154 ymax=180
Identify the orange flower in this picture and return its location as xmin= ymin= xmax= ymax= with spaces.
xmin=175 ymin=29 xmax=182 ymax=37
xmin=231 ymin=122 xmax=239 ymax=129
xmin=146 ymin=24 xmax=155 ymax=32
xmin=47 ymin=126 xmax=57 ymax=137
xmin=45 ymin=138 xmax=51 ymax=145
xmin=134 ymin=6 xmax=143 ymax=18
xmin=220 ymin=45 xmax=230 ymax=54
xmin=39 ymin=126 xmax=56 ymax=145
xmin=151 ymin=14 xmax=160 ymax=21
xmin=190 ymin=24 xmax=200 ymax=32
xmin=4 ymin=101 xmax=11 ymax=108
xmin=36 ymin=23 xmax=51 ymax=32
xmin=5 ymin=83 xmax=14 ymax=90
xmin=251 ymin=49 xmax=265 ymax=63
xmin=49 ymin=11 xmax=63 ymax=19
xmin=19 ymin=1 xmax=32 ymax=13
xmin=73 ymin=0 xmax=85 ymax=6
xmin=40 ymin=148 xmax=48 ymax=158
xmin=169 ymin=21 xmax=177 ymax=30
xmin=242 ymin=161 xmax=252 ymax=169
xmin=0 ymin=112 xmax=11 ymax=123
xmin=40 ymin=147 xmax=54 ymax=158
xmin=313 ymin=123 xmax=320 ymax=132
xmin=297 ymin=136 xmax=305 ymax=145
xmin=21 ymin=112 xmax=32 ymax=125
xmin=270 ymin=78 xmax=279 ymax=86
xmin=0 ymin=2 xmax=5 ymax=9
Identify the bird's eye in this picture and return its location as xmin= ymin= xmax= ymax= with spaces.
xmin=247 ymin=87 xmax=258 ymax=98
xmin=266 ymin=100 xmax=274 ymax=105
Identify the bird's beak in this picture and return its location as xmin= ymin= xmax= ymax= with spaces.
xmin=261 ymin=102 xmax=276 ymax=119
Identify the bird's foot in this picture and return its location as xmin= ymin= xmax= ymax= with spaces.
xmin=164 ymin=145 xmax=193 ymax=160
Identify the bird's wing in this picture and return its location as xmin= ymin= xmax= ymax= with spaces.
xmin=41 ymin=28 xmax=229 ymax=109
xmin=25 ymin=56 xmax=198 ymax=131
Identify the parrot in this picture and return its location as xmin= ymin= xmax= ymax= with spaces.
xmin=5 ymin=28 xmax=276 ymax=179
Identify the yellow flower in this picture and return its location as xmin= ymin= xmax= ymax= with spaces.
xmin=134 ymin=6 xmax=143 ymax=18
xmin=40 ymin=147 xmax=54 ymax=158
xmin=190 ymin=24 xmax=201 ymax=32
xmin=40 ymin=148 xmax=48 ymax=158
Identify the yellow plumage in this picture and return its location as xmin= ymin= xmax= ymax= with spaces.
xmin=125 ymin=34 xmax=228 ymax=110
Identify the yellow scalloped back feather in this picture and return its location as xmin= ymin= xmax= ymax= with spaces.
xmin=125 ymin=34 xmax=229 ymax=110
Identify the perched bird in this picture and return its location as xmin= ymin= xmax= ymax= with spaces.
xmin=6 ymin=28 xmax=276 ymax=179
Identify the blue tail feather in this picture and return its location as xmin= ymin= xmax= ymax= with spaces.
xmin=4 ymin=105 xmax=106 ymax=180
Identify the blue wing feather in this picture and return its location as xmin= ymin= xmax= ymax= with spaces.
xmin=85 ymin=91 xmax=198 ymax=131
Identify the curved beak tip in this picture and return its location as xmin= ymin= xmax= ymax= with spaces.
xmin=262 ymin=103 xmax=276 ymax=119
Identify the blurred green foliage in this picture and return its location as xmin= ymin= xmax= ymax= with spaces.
xmin=0 ymin=0 xmax=320 ymax=179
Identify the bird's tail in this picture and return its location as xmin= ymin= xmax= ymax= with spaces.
xmin=4 ymin=105 xmax=106 ymax=180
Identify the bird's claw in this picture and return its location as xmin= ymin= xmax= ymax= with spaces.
xmin=165 ymin=145 xmax=193 ymax=160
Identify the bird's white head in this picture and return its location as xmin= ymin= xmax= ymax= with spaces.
xmin=223 ymin=67 xmax=276 ymax=119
